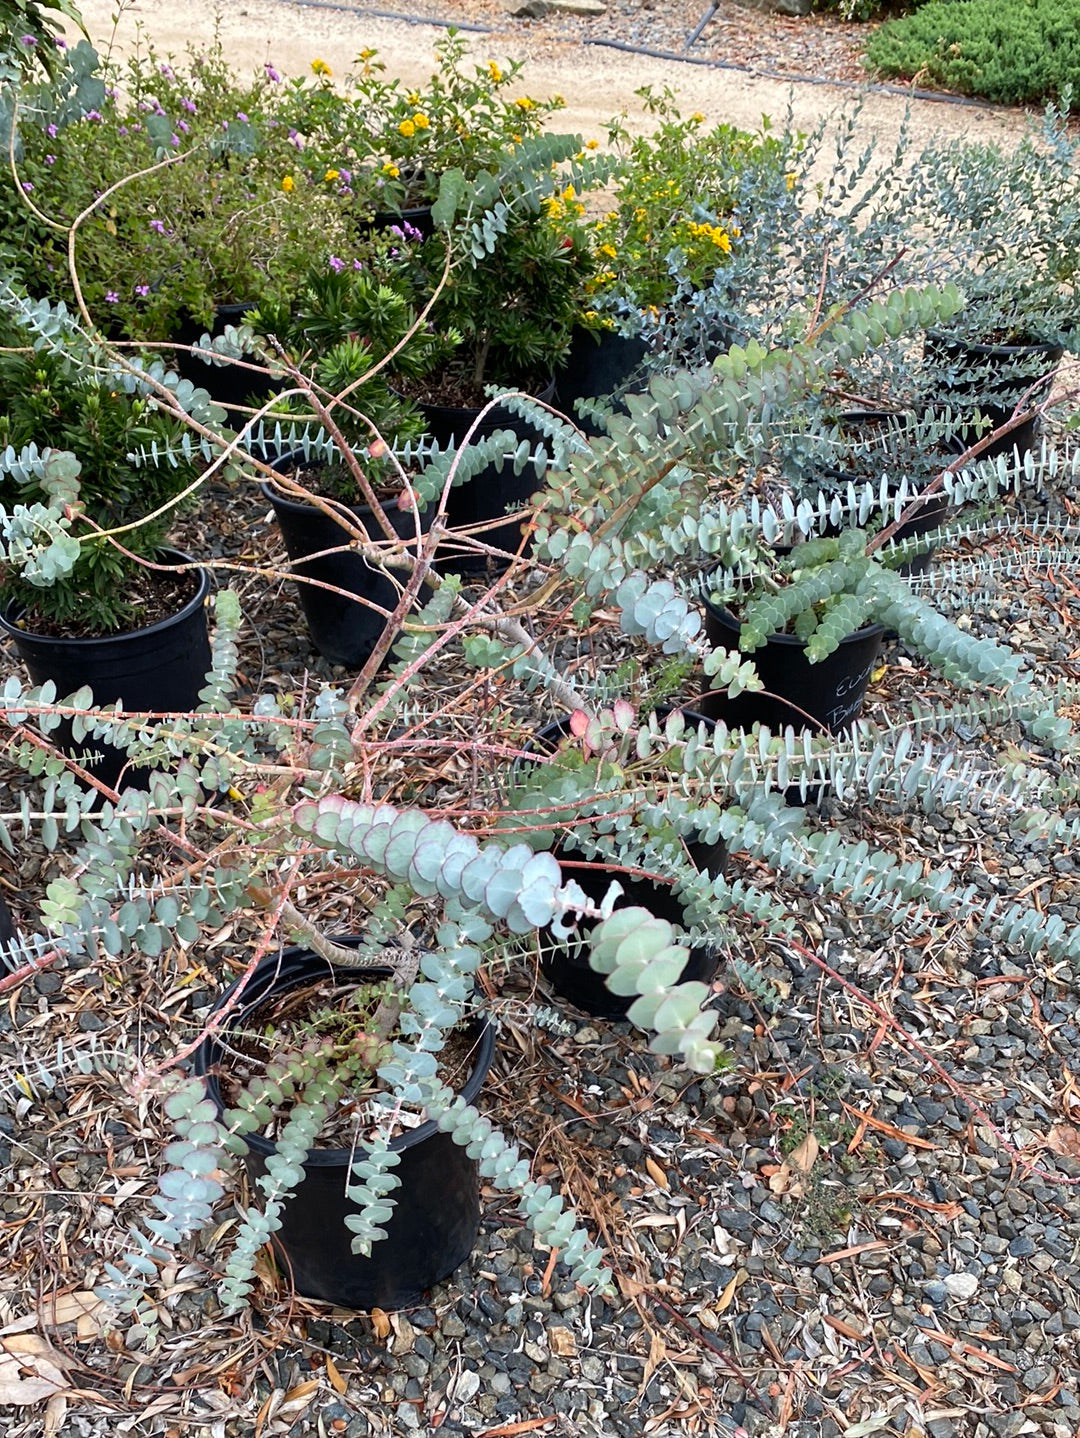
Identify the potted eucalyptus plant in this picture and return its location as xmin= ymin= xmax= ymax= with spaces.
xmin=0 ymin=295 xmax=215 ymax=787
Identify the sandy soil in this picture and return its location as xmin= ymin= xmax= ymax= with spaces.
xmin=75 ymin=0 xmax=1033 ymax=150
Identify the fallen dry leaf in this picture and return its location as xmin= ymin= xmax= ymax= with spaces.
xmin=644 ymin=1155 xmax=669 ymax=1190
xmin=788 ymin=1132 xmax=820 ymax=1175
xmin=1046 ymin=1123 xmax=1080 ymax=1160
xmin=369 ymin=1307 xmax=391 ymax=1342
xmin=0 ymin=1351 xmax=66 ymax=1406
xmin=548 ymin=1325 xmax=577 ymax=1357
xmin=714 ymin=1268 xmax=747 ymax=1314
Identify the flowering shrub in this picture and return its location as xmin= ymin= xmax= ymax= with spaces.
xmin=3 ymin=35 xmax=349 ymax=337
xmin=280 ymin=30 xmax=566 ymax=216
xmin=586 ymin=88 xmax=797 ymax=324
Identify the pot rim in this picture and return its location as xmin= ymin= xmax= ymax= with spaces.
xmin=195 ymin=940 xmax=495 ymax=1167
xmin=925 ymin=328 xmax=1066 ymax=360
xmin=701 ymin=585 xmax=885 ymax=650
xmin=262 ymin=453 xmax=417 ymax=520
xmin=0 ymin=547 xmax=210 ymax=648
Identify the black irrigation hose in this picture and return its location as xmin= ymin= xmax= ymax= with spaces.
xmin=585 ymin=36 xmax=1005 ymax=110
xmin=282 ymin=1 xmax=1009 ymax=112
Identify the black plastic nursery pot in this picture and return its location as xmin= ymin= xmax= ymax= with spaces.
xmin=923 ymin=332 xmax=1064 ymax=462
xmin=802 ymin=409 xmax=959 ymax=579
xmin=263 ymin=456 xmax=430 ymax=669
xmin=542 ymin=853 xmax=720 ymax=1019
xmin=418 ymin=378 xmax=556 ymax=575
xmin=555 ymin=326 xmax=650 ymax=437
xmin=194 ymin=943 xmax=496 ymax=1311
xmin=367 ymin=202 xmax=437 ymax=241
xmin=526 ymin=711 xmax=725 ymax=1019
xmin=174 ymin=302 xmax=279 ymax=431
xmin=695 ymin=595 xmax=884 ymax=737
xmin=0 ymin=550 xmax=212 ymax=792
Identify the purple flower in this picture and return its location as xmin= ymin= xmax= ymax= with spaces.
xmin=19 ymin=34 xmax=37 ymax=46
xmin=388 ymin=225 xmax=405 ymax=241
xmin=55 ymin=37 xmax=65 ymax=48
xmin=339 ymin=168 xmax=352 ymax=184
xmin=265 ymin=62 xmax=282 ymax=82
xmin=44 ymin=154 xmax=55 ymax=165
xmin=105 ymin=291 xmax=119 ymax=303
xmin=85 ymin=110 xmax=102 ymax=122
xmin=117 ymin=125 xmax=128 ymax=136
xmin=21 ymin=181 xmax=33 ymax=193
xmin=149 ymin=219 xmax=166 ymax=234
xmin=353 ymin=258 xmax=364 ymax=270
xmin=181 ymin=97 xmax=196 ymax=114
xmin=328 ymin=255 xmax=345 ymax=273
xmin=403 ymin=221 xmax=423 ymax=243
xmin=135 ymin=284 xmax=150 ymax=296
xmin=171 ymin=134 xmax=181 ymax=147
xmin=46 ymin=123 xmax=57 ymax=138
xmin=177 ymin=119 xmax=189 ymax=133
xmin=236 ymin=110 xmax=249 ymax=123
xmin=160 ymin=63 xmax=174 ymax=79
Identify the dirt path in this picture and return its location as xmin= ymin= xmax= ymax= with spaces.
xmin=77 ymin=0 xmax=1032 ymax=149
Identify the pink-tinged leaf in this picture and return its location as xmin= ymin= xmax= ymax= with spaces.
xmin=612 ymin=699 xmax=636 ymax=732
xmin=568 ymin=710 xmax=590 ymax=738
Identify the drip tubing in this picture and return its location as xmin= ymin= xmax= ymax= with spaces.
xmin=584 ymin=37 xmax=1004 ymax=109
xmin=282 ymin=4 xmax=1011 ymax=112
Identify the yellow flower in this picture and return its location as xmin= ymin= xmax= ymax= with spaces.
xmin=633 ymin=207 xmax=647 ymax=222
xmin=585 ymin=138 xmax=598 ymax=150
xmin=690 ymin=111 xmax=704 ymax=123
xmin=398 ymin=118 xmax=416 ymax=138
xmin=711 ymin=229 xmax=731 ymax=252
xmin=280 ymin=174 xmax=294 ymax=193
xmin=561 ymin=184 xmax=576 ymax=201
xmin=407 ymin=89 xmax=420 ymax=104
xmin=785 ymin=172 xmax=797 ymax=192
xmin=311 ymin=58 xmax=331 ymax=77
xmin=511 ymin=132 xmax=523 ymax=143
xmin=324 ymin=168 xmax=340 ymax=182
xmin=358 ymin=47 xmax=376 ymax=61
xmin=488 ymin=60 xmax=503 ymax=83
xmin=514 ymin=96 xmax=535 ymax=111
xmin=599 ymin=243 xmax=617 ymax=260
xmin=413 ymin=111 xmax=430 ymax=129
xmin=382 ymin=162 xmax=400 ymax=178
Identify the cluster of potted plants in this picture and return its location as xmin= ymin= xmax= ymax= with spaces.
xmin=0 ymin=8 xmax=1079 ymax=1333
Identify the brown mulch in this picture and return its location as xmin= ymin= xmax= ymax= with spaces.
xmin=420 ymin=0 xmax=875 ymax=87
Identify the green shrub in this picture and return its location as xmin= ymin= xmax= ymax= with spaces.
xmin=864 ymin=0 xmax=1080 ymax=107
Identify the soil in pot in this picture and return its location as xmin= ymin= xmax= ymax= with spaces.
xmin=264 ymin=456 xmax=432 ymax=670
xmin=0 ymin=550 xmax=212 ymax=792
xmin=922 ymin=332 xmax=1064 ymax=462
xmin=195 ymin=941 xmax=496 ymax=1311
